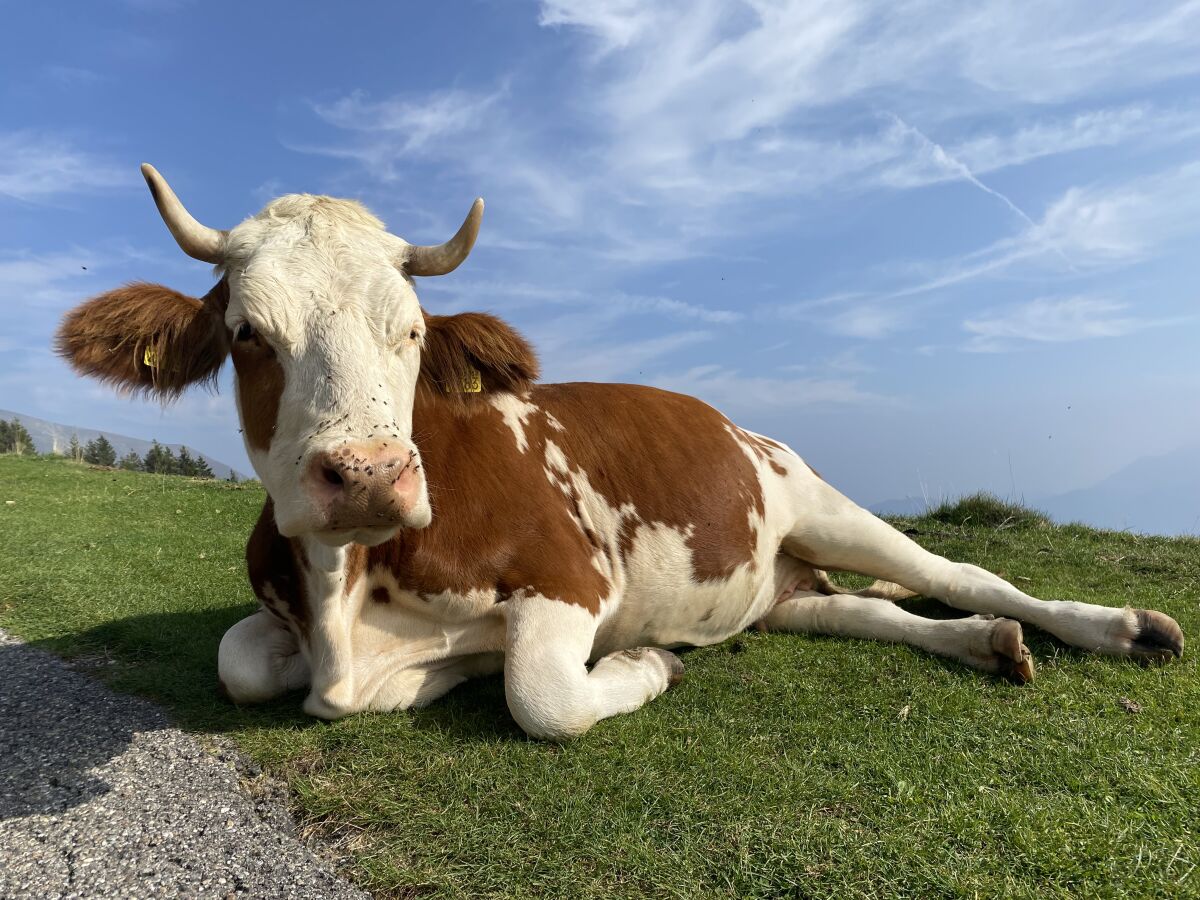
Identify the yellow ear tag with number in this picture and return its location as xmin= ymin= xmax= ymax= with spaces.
xmin=446 ymin=366 xmax=482 ymax=393
xmin=143 ymin=346 xmax=160 ymax=369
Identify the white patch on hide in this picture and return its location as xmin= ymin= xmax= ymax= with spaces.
xmin=489 ymin=393 xmax=540 ymax=453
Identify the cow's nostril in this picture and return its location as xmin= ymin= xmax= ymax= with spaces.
xmin=322 ymin=466 xmax=345 ymax=488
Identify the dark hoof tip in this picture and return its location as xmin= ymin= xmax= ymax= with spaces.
xmin=661 ymin=650 xmax=685 ymax=687
xmin=991 ymin=618 xmax=1035 ymax=685
xmin=1132 ymin=609 xmax=1184 ymax=661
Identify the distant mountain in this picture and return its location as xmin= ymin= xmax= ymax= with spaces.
xmin=0 ymin=409 xmax=248 ymax=481
xmin=1035 ymin=446 xmax=1200 ymax=537
xmin=870 ymin=448 xmax=1200 ymax=537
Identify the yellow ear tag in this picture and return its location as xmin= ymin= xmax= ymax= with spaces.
xmin=143 ymin=346 xmax=160 ymax=369
xmin=446 ymin=366 xmax=482 ymax=393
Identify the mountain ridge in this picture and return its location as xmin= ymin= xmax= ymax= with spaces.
xmin=0 ymin=408 xmax=249 ymax=481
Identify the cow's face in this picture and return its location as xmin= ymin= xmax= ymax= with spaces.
xmin=221 ymin=196 xmax=440 ymax=544
xmin=57 ymin=165 xmax=485 ymax=546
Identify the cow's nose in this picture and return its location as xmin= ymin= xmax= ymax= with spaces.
xmin=306 ymin=443 xmax=422 ymax=528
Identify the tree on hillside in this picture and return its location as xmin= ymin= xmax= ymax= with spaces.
xmin=192 ymin=454 xmax=215 ymax=478
xmin=226 ymin=469 xmax=239 ymax=484
xmin=1 ymin=418 xmax=35 ymax=455
xmin=176 ymin=445 xmax=197 ymax=477
xmin=143 ymin=441 xmax=177 ymax=474
xmin=119 ymin=450 xmax=142 ymax=471
xmin=83 ymin=435 xmax=117 ymax=467
xmin=68 ymin=433 xmax=83 ymax=463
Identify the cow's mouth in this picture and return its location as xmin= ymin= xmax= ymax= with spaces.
xmin=313 ymin=523 xmax=403 ymax=548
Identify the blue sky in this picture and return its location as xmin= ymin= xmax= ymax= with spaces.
xmin=2 ymin=0 xmax=1199 ymax=508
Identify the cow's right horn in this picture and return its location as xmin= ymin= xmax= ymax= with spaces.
xmin=404 ymin=198 xmax=484 ymax=276
xmin=140 ymin=163 xmax=227 ymax=264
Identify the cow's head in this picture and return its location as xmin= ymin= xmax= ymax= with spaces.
xmin=57 ymin=165 xmax=536 ymax=546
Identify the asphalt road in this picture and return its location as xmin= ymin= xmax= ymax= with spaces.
xmin=0 ymin=629 xmax=369 ymax=899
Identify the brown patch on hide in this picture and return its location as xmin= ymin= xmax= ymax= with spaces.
xmin=418 ymin=311 xmax=539 ymax=408
xmin=55 ymin=280 xmax=230 ymax=399
xmin=246 ymin=498 xmax=308 ymax=634
xmin=371 ymin=586 xmax=391 ymax=605
xmin=533 ymin=384 xmax=765 ymax=582
xmin=357 ymin=394 xmax=611 ymax=613
xmin=232 ymin=333 xmax=285 ymax=451
xmin=343 ymin=543 xmax=368 ymax=596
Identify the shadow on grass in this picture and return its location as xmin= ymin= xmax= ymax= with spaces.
xmin=13 ymin=594 xmax=1094 ymax=781
xmin=27 ymin=605 xmax=315 ymax=735
xmin=29 ymin=605 xmax=525 ymax=744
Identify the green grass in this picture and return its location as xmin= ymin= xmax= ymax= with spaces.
xmin=2 ymin=454 xmax=1199 ymax=898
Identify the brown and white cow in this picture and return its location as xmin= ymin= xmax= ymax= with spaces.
xmin=57 ymin=165 xmax=1184 ymax=739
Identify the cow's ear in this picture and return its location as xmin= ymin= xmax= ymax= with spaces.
xmin=56 ymin=281 xmax=231 ymax=399
xmin=420 ymin=311 xmax=540 ymax=399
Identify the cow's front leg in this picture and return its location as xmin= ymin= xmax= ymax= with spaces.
xmin=218 ymin=609 xmax=310 ymax=703
xmin=505 ymin=594 xmax=683 ymax=741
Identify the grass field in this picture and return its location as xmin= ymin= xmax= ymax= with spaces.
xmin=2 ymin=453 xmax=1198 ymax=898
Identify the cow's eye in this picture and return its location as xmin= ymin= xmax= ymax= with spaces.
xmin=409 ymin=329 xmax=420 ymax=341
xmin=235 ymin=322 xmax=255 ymax=342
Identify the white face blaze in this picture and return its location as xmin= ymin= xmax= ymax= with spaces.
xmin=220 ymin=195 xmax=431 ymax=543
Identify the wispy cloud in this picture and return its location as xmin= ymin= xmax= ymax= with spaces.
xmin=0 ymin=249 xmax=101 ymax=305
xmin=547 ymin=330 xmax=713 ymax=381
xmin=42 ymin=65 xmax=103 ymax=87
xmin=302 ymin=1 xmax=1200 ymax=271
xmin=0 ymin=132 xmax=127 ymax=202
xmin=963 ymin=295 xmax=1186 ymax=352
xmin=311 ymin=88 xmax=505 ymax=156
xmin=884 ymin=105 xmax=1200 ymax=187
xmin=651 ymin=364 xmax=890 ymax=414
xmin=419 ymin=278 xmax=742 ymax=323
xmin=765 ymin=161 xmax=1200 ymax=338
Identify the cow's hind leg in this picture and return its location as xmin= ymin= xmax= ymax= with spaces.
xmin=762 ymin=591 xmax=1034 ymax=682
xmin=218 ymin=609 xmax=310 ymax=703
xmin=505 ymin=594 xmax=682 ymax=741
xmin=784 ymin=475 xmax=1183 ymax=661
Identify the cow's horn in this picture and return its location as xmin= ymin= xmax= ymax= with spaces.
xmin=405 ymin=198 xmax=484 ymax=276
xmin=140 ymin=163 xmax=227 ymax=264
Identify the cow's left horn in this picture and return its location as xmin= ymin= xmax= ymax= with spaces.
xmin=405 ymin=198 xmax=484 ymax=276
xmin=140 ymin=163 xmax=226 ymax=264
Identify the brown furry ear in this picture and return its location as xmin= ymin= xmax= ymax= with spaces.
xmin=56 ymin=281 xmax=230 ymax=399
xmin=419 ymin=311 xmax=539 ymax=403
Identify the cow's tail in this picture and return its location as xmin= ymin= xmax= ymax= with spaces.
xmin=813 ymin=569 xmax=918 ymax=602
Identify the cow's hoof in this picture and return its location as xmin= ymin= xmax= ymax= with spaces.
xmin=650 ymin=648 xmax=685 ymax=687
xmin=988 ymin=617 xmax=1035 ymax=685
xmin=1129 ymin=609 xmax=1184 ymax=663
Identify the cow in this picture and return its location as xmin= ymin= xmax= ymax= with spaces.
xmin=56 ymin=165 xmax=1184 ymax=740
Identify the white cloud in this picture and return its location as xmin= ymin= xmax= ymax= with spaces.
xmin=538 ymin=0 xmax=1200 ymax=212
xmin=0 ymin=132 xmax=128 ymax=202
xmin=538 ymin=0 xmax=655 ymax=50
xmin=650 ymin=364 xmax=887 ymax=414
xmin=304 ymin=4 xmax=1200 ymax=265
xmin=1024 ymin=163 xmax=1200 ymax=263
xmin=963 ymin=296 xmax=1183 ymax=352
xmin=764 ymin=161 xmax=1200 ymax=339
xmin=312 ymin=89 xmax=503 ymax=151
xmin=419 ymin=278 xmax=741 ymax=323
xmin=42 ymin=65 xmax=103 ymax=87
xmin=0 ymin=249 xmax=102 ymax=306
xmin=547 ymin=330 xmax=713 ymax=381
